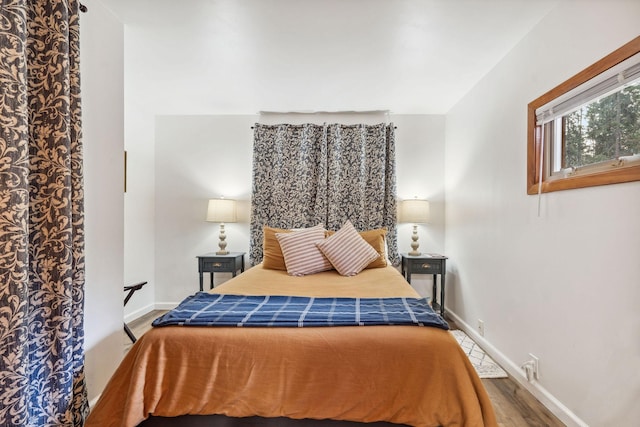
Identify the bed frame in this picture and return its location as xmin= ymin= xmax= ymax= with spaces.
xmin=140 ymin=415 xmax=406 ymax=427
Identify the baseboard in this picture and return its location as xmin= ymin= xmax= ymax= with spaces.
xmin=89 ymin=394 xmax=101 ymax=410
xmin=124 ymin=303 xmax=155 ymax=323
xmin=155 ymin=302 xmax=179 ymax=311
xmin=124 ymin=302 xmax=178 ymax=323
xmin=446 ymin=308 xmax=588 ymax=427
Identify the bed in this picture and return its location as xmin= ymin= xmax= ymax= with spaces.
xmin=86 ymin=259 xmax=497 ymax=427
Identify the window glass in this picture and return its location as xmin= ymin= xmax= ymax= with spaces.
xmin=527 ymin=37 xmax=640 ymax=194
xmin=558 ymin=81 xmax=640 ymax=172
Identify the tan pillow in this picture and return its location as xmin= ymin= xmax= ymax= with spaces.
xmin=275 ymin=226 xmax=333 ymax=276
xmin=326 ymin=227 xmax=387 ymax=269
xmin=262 ymin=226 xmax=291 ymax=270
xmin=358 ymin=228 xmax=388 ymax=268
xmin=317 ymin=221 xmax=380 ymax=276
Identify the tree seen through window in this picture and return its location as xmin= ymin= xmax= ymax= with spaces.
xmin=563 ymin=83 xmax=640 ymax=169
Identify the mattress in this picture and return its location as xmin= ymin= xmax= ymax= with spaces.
xmin=86 ymin=265 xmax=497 ymax=427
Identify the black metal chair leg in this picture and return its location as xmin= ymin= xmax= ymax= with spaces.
xmin=124 ymin=323 xmax=137 ymax=343
xmin=124 ymin=281 xmax=148 ymax=344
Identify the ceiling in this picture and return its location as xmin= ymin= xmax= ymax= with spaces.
xmin=98 ymin=0 xmax=556 ymax=115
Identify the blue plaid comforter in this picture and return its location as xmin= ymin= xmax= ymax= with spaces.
xmin=152 ymin=293 xmax=449 ymax=330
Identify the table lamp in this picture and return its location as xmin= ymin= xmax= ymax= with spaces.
xmin=399 ymin=199 xmax=430 ymax=256
xmin=206 ymin=198 xmax=237 ymax=254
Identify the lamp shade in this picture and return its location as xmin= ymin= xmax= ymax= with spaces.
xmin=206 ymin=199 xmax=237 ymax=223
xmin=399 ymin=199 xmax=430 ymax=224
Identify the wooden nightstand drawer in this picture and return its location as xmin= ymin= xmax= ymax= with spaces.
xmin=202 ymin=260 xmax=233 ymax=272
xmin=410 ymin=260 xmax=442 ymax=274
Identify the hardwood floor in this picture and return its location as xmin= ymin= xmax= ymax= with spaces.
xmin=446 ymin=319 xmax=565 ymax=427
xmin=124 ymin=311 xmax=565 ymax=427
xmin=123 ymin=310 xmax=164 ymax=352
xmin=482 ymin=379 xmax=564 ymax=427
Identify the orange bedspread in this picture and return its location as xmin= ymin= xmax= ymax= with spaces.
xmin=86 ymin=266 xmax=497 ymax=427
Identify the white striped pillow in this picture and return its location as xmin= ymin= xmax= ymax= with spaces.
xmin=316 ymin=221 xmax=380 ymax=276
xmin=275 ymin=225 xmax=333 ymax=276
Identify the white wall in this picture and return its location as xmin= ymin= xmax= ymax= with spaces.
xmin=81 ymin=2 xmax=125 ymax=403
xmin=152 ymin=114 xmax=446 ymax=305
xmin=154 ymin=115 xmax=255 ymax=305
xmin=395 ymin=115 xmax=447 ymax=296
xmin=445 ymin=2 xmax=640 ymax=426
xmin=122 ymin=28 xmax=158 ymax=321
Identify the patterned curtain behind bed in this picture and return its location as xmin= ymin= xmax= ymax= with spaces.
xmin=0 ymin=0 xmax=88 ymax=425
xmin=250 ymin=123 xmax=398 ymax=266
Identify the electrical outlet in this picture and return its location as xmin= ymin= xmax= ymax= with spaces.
xmin=529 ymin=353 xmax=539 ymax=380
xmin=477 ymin=319 xmax=484 ymax=336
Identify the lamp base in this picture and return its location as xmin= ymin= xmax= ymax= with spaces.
xmin=409 ymin=225 xmax=421 ymax=256
xmin=217 ymin=223 xmax=229 ymax=255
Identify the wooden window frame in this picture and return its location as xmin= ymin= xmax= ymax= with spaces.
xmin=527 ymin=36 xmax=640 ymax=195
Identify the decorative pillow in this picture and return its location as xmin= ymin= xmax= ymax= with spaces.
xmin=262 ymin=226 xmax=291 ymax=270
xmin=326 ymin=227 xmax=387 ymax=269
xmin=275 ymin=226 xmax=333 ymax=276
xmin=317 ymin=221 xmax=380 ymax=276
xmin=263 ymin=225 xmax=327 ymax=270
xmin=359 ymin=228 xmax=388 ymax=268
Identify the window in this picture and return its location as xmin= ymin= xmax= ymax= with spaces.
xmin=527 ymin=36 xmax=640 ymax=194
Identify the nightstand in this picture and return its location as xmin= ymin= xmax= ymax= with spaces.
xmin=197 ymin=252 xmax=245 ymax=291
xmin=401 ymin=253 xmax=448 ymax=317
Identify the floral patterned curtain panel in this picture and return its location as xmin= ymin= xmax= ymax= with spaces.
xmin=0 ymin=1 xmax=88 ymax=425
xmin=250 ymin=123 xmax=398 ymax=266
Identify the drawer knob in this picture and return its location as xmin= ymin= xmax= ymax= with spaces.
xmin=213 ymin=263 xmax=222 ymax=267
xmin=421 ymin=263 xmax=431 ymax=269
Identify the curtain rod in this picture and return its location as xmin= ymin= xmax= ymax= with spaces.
xmin=251 ymin=110 xmax=395 ymax=129
xmin=79 ymin=2 xmax=87 ymax=12
xmin=252 ymin=110 xmax=394 ymax=128
xmin=250 ymin=124 xmax=397 ymax=129
xmin=258 ymin=110 xmax=391 ymax=115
